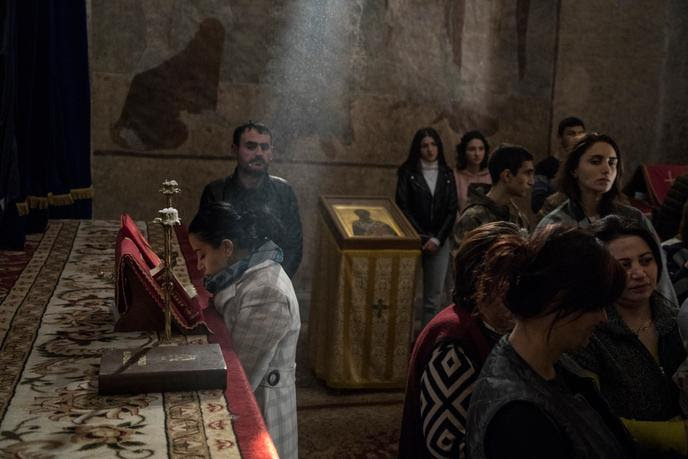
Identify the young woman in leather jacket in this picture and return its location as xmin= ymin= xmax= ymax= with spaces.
xmin=395 ymin=127 xmax=458 ymax=325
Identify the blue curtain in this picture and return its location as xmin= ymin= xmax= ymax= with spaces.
xmin=0 ymin=0 xmax=92 ymax=249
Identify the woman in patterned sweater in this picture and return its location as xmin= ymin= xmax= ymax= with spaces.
xmin=399 ymin=221 xmax=524 ymax=458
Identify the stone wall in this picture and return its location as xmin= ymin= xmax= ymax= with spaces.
xmin=657 ymin=0 xmax=688 ymax=164
xmin=551 ymin=0 xmax=686 ymax=178
xmin=89 ymin=0 xmax=687 ymax=300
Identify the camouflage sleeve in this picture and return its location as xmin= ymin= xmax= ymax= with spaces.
xmin=535 ymin=208 xmax=564 ymax=232
xmin=535 ymin=194 xmax=570 ymax=229
xmin=452 ymin=208 xmax=484 ymax=252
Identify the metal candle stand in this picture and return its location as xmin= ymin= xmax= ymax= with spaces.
xmin=153 ymin=179 xmax=181 ymax=342
xmin=98 ymin=179 xmax=227 ymax=396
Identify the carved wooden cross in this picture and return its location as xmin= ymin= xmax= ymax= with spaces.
xmin=371 ymin=299 xmax=388 ymax=319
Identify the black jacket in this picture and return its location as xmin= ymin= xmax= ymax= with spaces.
xmin=395 ymin=162 xmax=458 ymax=245
xmin=199 ymin=168 xmax=303 ymax=278
xmin=572 ymin=296 xmax=685 ymax=421
xmin=653 ymin=173 xmax=688 ymax=241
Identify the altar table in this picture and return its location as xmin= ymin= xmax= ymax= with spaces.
xmin=0 ymin=220 xmax=276 ymax=458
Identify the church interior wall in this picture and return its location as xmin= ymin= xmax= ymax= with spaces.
xmin=552 ymin=0 xmax=687 ymax=176
xmin=88 ymin=0 xmax=688 ymax=304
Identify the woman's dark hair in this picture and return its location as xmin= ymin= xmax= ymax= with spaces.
xmin=455 ymin=130 xmax=489 ymax=171
xmin=592 ymin=215 xmax=663 ymax=280
xmin=189 ymin=201 xmax=280 ymax=251
xmin=453 ymin=221 xmax=523 ymax=312
xmin=487 ymin=145 xmax=533 ymax=184
xmin=477 ymin=224 xmax=626 ymax=325
xmin=232 ymin=120 xmax=272 ymax=146
xmin=559 ymin=133 xmax=624 ymax=215
xmin=399 ymin=127 xmax=447 ymax=171
xmin=557 ymin=116 xmax=585 ymax=137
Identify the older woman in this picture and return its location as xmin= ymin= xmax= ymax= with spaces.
xmin=396 ymin=127 xmax=458 ymax=325
xmin=188 ymin=202 xmax=300 ymax=459
xmin=537 ymin=133 xmax=679 ymax=312
xmin=466 ymin=224 xmax=635 ymax=458
xmin=572 ymin=216 xmax=687 ymax=456
xmin=399 ymin=222 xmax=524 ymax=458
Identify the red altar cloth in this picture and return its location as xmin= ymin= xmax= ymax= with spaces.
xmin=115 ymin=236 xmax=209 ymax=333
xmin=643 ymin=164 xmax=688 ymax=205
xmin=625 ymin=164 xmax=688 ymax=213
xmin=117 ymin=213 xmax=161 ymax=268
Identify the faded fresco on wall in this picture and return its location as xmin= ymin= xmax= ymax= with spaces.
xmin=112 ymin=18 xmax=225 ymax=151
xmin=90 ymin=0 xmax=560 ymax=290
xmin=93 ymin=0 xmax=555 ymax=160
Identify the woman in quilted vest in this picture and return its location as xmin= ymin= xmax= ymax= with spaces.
xmin=188 ymin=201 xmax=300 ymax=459
xmin=466 ymin=224 xmax=635 ymax=459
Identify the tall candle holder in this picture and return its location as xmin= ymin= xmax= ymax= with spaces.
xmin=153 ymin=180 xmax=181 ymax=342
xmin=98 ymin=179 xmax=227 ymax=395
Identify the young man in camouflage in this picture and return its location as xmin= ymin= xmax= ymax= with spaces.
xmin=453 ymin=145 xmax=534 ymax=251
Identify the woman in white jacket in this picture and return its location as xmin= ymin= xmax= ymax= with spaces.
xmin=188 ymin=202 xmax=300 ymax=459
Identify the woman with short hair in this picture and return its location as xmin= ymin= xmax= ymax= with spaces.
xmin=572 ymin=215 xmax=687 ymax=456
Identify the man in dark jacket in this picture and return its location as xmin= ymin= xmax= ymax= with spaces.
xmin=199 ymin=121 xmax=303 ymax=278
xmin=453 ymin=145 xmax=533 ymax=249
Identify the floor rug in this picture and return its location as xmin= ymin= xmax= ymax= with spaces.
xmin=0 ymin=221 xmax=239 ymax=458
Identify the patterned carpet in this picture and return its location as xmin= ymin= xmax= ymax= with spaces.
xmin=0 ymin=223 xmax=404 ymax=458
xmin=0 ymin=221 xmax=239 ymax=458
